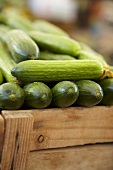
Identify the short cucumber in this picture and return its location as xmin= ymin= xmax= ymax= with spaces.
xmin=38 ymin=51 xmax=76 ymax=60
xmin=75 ymin=80 xmax=103 ymax=107
xmin=5 ymin=29 xmax=39 ymax=63
xmin=23 ymin=82 xmax=52 ymax=109
xmin=0 ymin=69 xmax=3 ymax=85
xmin=98 ymin=78 xmax=113 ymax=105
xmin=33 ymin=19 xmax=69 ymax=37
xmin=0 ymin=41 xmax=17 ymax=82
xmin=11 ymin=60 xmax=104 ymax=83
xmin=51 ymin=81 xmax=79 ymax=108
xmin=0 ymin=82 xmax=25 ymax=110
xmin=28 ymin=31 xmax=81 ymax=56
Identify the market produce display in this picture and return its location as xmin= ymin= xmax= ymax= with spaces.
xmin=0 ymin=8 xmax=113 ymax=110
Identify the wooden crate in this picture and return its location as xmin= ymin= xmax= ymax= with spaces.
xmin=0 ymin=106 xmax=113 ymax=170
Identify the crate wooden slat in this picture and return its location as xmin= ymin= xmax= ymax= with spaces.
xmin=1 ymin=112 xmax=34 ymax=170
xmin=27 ymin=143 xmax=113 ymax=170
xmin=29 ymin=106 xmax=113 ymax=150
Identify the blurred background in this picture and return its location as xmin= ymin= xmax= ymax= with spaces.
xmin=0 ymin=0 xmax=113 ymax=64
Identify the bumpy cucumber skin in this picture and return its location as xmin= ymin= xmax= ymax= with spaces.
xmin=98 ymin=78 xmax=113 ymax=105
xmin=11 ymin=60 xmax=104 ymax=83
xmin=0 ymin=70 xmax=3 ymax=85
xmin=0 ymin=82 xmax=25 ymax=110
xmin=6 ymin=30 xmax=39 ymax=63
xmin=51 ymin=81 xmax=79 ymax=108
xmin=76 ymin=80 xmax=103 ymax=107
xmin=38 ymin=51 xmax=76 ymax=60
xmin=29 ymin=31 xmax=81 ymax=56
xmin=23 ymin=82 xmax=52 ymax=109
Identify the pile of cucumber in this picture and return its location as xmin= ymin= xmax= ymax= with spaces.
xmin=0 ymin=8 xmax=113 ymax=110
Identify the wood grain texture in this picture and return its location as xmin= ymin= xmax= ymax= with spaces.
xmin=27 ymin=143 xmax=113 ymax=170
xmin=0 ymin=115 xmax=4 ymax=160
xmin=29 ymin=106 xmax=113 ymax=150
xmin=1 ymin=111 xmax=34 ymax=170
xmin=1 ymin=106 xmax=112 ymax=151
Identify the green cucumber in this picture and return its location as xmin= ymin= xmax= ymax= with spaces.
xmin=5 ymin=29 xmax=39 ymax=63
xmin=38 ymin=51 xmax=76 ymax=60
xmin=0 ymin=69 xmax=3 ymax=85
xmin=23 ymin=82 xmax=52 ymax=109
xmin=98 ymin=78 xmax=113 ymax=105
xmin=11 ymin=60 xmax=104 ymax=83
xmin=0 ymin=82 xmax=25 ymax=110
xmin=76 ymin=80 xmax=103 ymax=107
xmin=28 ymin=31 xmax=81 ymax=56
xmin=51 ymin=81 xmax=79 ymax=108
xmin=33 ymin=20 xmax=69 ymax=37
xmin=0 ymin=9 xmax=34 ymax=32
xmin=0 ymin=41 xmax=17 ymax=82
xmin=77 ymin=50 xmax=108 ymax=66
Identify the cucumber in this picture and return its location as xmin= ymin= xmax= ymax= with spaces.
xmin=28 ymin=31 xmax=81 ymax=56
xmin=77 ymin=50 xmax=108 ymax=66
xmin=33 ymin=19 xmax=69 ymax=37
xmin=0 ymin=41 xmax=17 ymax=82
xmin=11 ymin=60 xmax=105 ymax=83
xmin=0 ymin=82 xmax=25 ymax=110
xmin=38 ymin=51 xmax=76 ymax=60
xmin=0 ymin=69 xmax=3 ymax=85
xmin=5 ymin=29 xmax=39 ymax=63
xmin=75 ymin=80 xmax=103 ymax=107
xmin=23 ymin=82 xmax=52 ymax=109
xmin=0 ymin=9 xmax=34 ymax=32
xmin=98 ymin=78 xmax=113 ymax=105
xmin=51 ymin=81 xmax=79 ymax=108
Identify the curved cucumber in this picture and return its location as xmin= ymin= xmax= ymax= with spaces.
xmin=11 ymin=60 xmax=104 ymax=83
xmin=5 ymin=29 xmax=39 ymax=63
xmin=98 ymin=78 xmax=113 ymax=105
xmin=28 ymin=31 xmax=81 ymax=56
xmin=23 ymin=82 xmax=52 ymax=109
xmin=76 ymin=80 xmax=103 ymax=107
xmin=51 ymin=81 xmax=79 ymax=108
xmin=0 ymin=82 xmax=25 ymax=110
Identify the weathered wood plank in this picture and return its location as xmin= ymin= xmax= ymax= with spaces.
xmin=1 ymin=106 xmax=113 ymax=153
xmin=1 ymin=111 xmax=34 ymax=170
xmin=29 ymin=106 xmax=113 ymax=150
xmin=26 ymin=143 xmax=113 ymax=170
